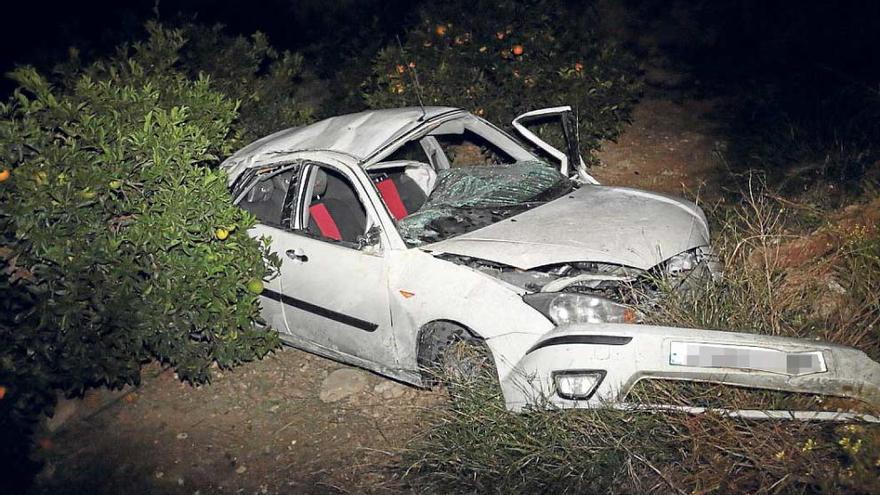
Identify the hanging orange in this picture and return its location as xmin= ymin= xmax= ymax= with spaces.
xmin=247 ymin=279 xmax=264 ymax=295
xmin=0 ymin=169 xmax=10 ymax=182
xmin=511 ymin=45 xmax=524 ymax=56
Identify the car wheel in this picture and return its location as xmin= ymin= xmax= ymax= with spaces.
xmin=418 ymin=321 xmax=497 ymax=389
xmin=440 ymin=339 xmax=495 ymax=386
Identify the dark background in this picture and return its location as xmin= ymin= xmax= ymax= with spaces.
xmin=3 ymin=1 xmax=879 ymax=92
xmin=2 ymin=2 xmax=880 ymax=492
xmin=0 ymin=0 xmax=419 ymax=95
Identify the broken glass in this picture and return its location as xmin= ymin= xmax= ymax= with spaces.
xmin=398 ymin=161 xmax=572 ymax=245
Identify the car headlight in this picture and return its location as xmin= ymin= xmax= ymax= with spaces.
xmin=664 ymin=249 xmax=700 ymax=275
xmin=523 ymin=292 xmax=638 ymax=325
xmin=553 ymin=370 xmax=606 ymax=400
xmin=660 ymin=247 xmax=722 ymax=286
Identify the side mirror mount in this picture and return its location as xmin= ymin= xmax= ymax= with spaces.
xmin=357 ymin=225 xmax=383 ymax=255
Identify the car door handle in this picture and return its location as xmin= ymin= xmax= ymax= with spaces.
xmin=285 ymin=249 xmax=309 ymax=263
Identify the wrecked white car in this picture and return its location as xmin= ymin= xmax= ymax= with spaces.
xmin=223 ymin=106 xmax=880 ymax=420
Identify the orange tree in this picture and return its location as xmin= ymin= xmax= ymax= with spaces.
xmin=175 ymin=23 xmax=314 ymax=142
xmin=0 ymin=23 xmax=282 ymax=488
xmin=362 ymin=0 xmax=641 ymax=163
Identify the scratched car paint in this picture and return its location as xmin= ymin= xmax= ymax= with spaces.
xmin=222 ymin=106 xmax=880 ymax=421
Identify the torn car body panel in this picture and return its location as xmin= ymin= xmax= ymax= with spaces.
xmin=511 ymin=105 xmax=596 ymax=183
xmin=222 ymin=106 xmax=880 ymax=421
xmin=500 ymin=324 xmax=880 ymax=419
xmin=223 ymin=107 xmax=466 ymax=185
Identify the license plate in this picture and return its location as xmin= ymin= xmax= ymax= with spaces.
xmin=669 ymin=342 xmax=826 ymax=376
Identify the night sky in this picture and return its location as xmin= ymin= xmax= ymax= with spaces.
xmin=3 ymin=1 xmax=880 ymax=94
xmin=0 ymin=0 xmax=418 ymax=95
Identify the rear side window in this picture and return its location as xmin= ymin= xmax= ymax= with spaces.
xmin=239 ymin=168 xmax=299 ymax=228
xmin=385 ymin=140 xmax=430 ymax=163
xmin=433 ymin=130 xmax=516 ymax=167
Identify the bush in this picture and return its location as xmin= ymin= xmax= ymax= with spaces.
xmin=362 ymin=0 xmax=641 ymax=164
xmin=398 ymin=371 xmax=668 ymax=494
xmin=292 ymin=0 xmax=422 ymax=118
xmin=0 ymin=23 xmax=281 ymax=489
xmin=175 ymin=23 xmax=314 ymax=141
xmin=56 ymin=23 xmax=314 ymax=143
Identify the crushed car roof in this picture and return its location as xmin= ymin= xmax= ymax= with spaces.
xmin=222 ymin=106 xmax=461 ymax=182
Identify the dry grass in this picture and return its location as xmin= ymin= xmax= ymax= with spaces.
xmin=651 ymin=175 xmax=880 ymax=359
xmin=392 ymin=368 xmax=880 ymax=494
xmin=626 ymin=379 xmax=877 ymax=415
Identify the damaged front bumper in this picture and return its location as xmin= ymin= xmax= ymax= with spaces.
xmin=501 ymin=324 xmax=880 ymax=421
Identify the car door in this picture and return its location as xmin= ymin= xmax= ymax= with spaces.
xmin=512 ymin=106 xmax=599 ymax=184
xmin=272 ymin=162 xmax=398 ymax=371
xmin=235 ymin=160 xmax=399 ymax=371
xmin=234 ymin=163 xmax=301 ymax=335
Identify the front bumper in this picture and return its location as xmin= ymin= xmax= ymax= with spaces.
xmin=499 ymin=323 xmax=880 ymax=421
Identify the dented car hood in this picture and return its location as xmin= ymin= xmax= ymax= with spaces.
xmin=425 ymin=185 xmax=711 ymax=270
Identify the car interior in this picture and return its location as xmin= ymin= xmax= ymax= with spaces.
xmin=239 ymin=117 xmax=539 ymax=246
xmin=238 ymin=169 xmax=297 ymax=227
xmin=306 ymin=164 xmax=432 ymax=244
xmin=238 ymin=163 xmax=432 ymax=246
xmin=306 ymin=167 xmax=368 ymax=243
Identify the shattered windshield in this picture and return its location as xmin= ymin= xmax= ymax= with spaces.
xmin=398 ymin=161 xmax=572 ymax=246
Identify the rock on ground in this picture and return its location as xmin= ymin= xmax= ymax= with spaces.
xmin=319 ymin=368 xmax=371 ymax=403
xmin=373 ymin=381 xmax=409 ymax=400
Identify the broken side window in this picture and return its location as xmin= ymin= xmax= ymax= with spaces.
xmin=432 ymin=130 xmax=518 ymax=168
xmin=398 ymin=160 xmax=572 ymax=246
xmin=303 ymin=166 xmax=370 ymax=246
xmin=238 ymin=165 xmax=300 ymax=228
xmin=385 ymin=139 xmax=431 ymax=163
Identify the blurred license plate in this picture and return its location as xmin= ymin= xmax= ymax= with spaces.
xmin=669 ymin=342 xmax=826 ymax=376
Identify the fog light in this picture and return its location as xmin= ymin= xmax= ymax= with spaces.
xmin=552 ymin=370 xmax=606 ymax=400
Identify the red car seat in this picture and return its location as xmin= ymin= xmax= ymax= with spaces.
xmin=307 ymin=168 xmax=367 ymax=243
xmin=374 ymin=172 xmax=427 ymax=220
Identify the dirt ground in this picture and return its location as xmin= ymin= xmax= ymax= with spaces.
xmin=594 ymin=96 xmax=724 ymax=197
xmin=27 ymin=95 xmax=725 ymax=495
xmin=31 ymin=351 xmax=443 ymax=495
